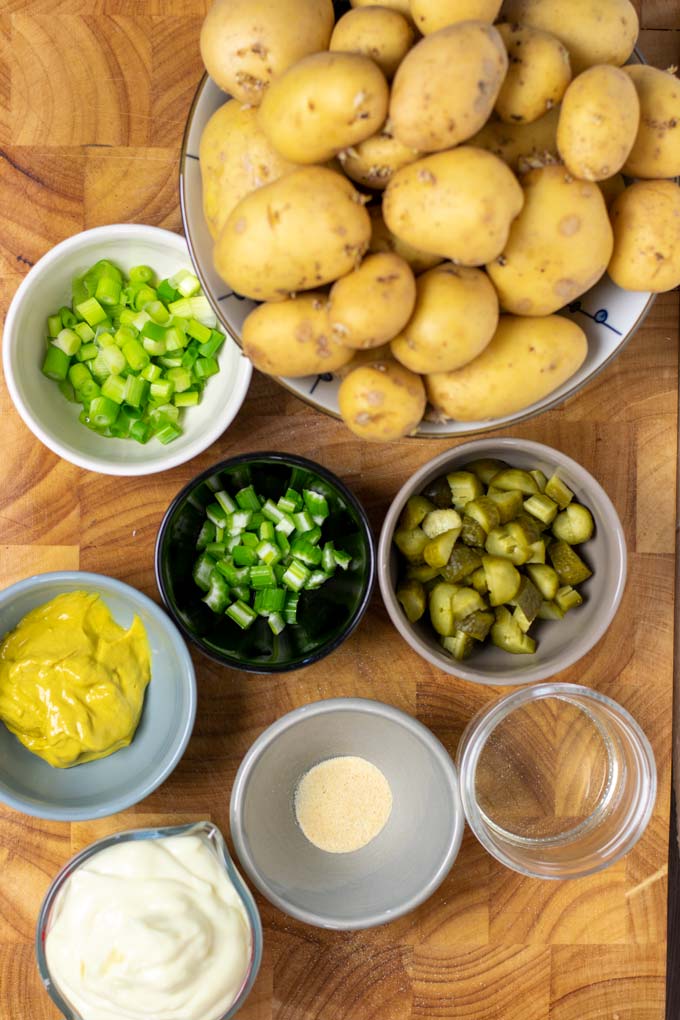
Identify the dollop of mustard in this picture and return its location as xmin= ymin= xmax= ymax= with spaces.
xmin=0 ymin=591 xmax=151 ymax=768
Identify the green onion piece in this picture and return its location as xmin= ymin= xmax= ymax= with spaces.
xmin=158 ymin=355 xmax=183 ymax=369
xmin=149 ymin=402 xmax=179 ymax=425
xmin=95 ymin=275 xmax=121 ymax=306
xmin=42 ymin=345 xmax=71 ymax=381
xmin=236 ymin=485 xmax=261 ymax=511
xmin=198 ymin=330 xmax=225 ymax=358
xmin=173 ymin=390 xmax=199 ymax=407
xmin=134 ymin=284 xmax=156 ymax=310
xmin=76 ymin=342 xmax=98 ymax=362
xmin=282 ymin=559 xmax=311 ymax=592
xmin=77 ymin=379 xmax=101 ymax=404
xmin=52 ymin=328 xmax=81 ymax=356
xmin=165 ymin=366 xmax=192 ymax=392
xmin=75 ymin=297 xmax=108 ymax=327
xmin=334 ymin=548 xmax=352 ymax=570
xmin=144 ymin=300 xmax=170 ymax=325
xmin=164 ymin=326 xmax=186 ymax=351
xmin=250 ymin=564 xmax=276 ymax=589
xmin=194 ymin=356 xmax=219 ymax=380
xmin=173 ymin=269 xmax=201 ymax=297
xmin=203 ymin=573 xmax=230 ymax=613
xmin=142 ymin=336 xmax=166 ymax=357
xmin=141 ymin=362 xmax=162 ymax=382
xmin=130 ymin=264 xmax=154 ymax=284
xmin=256 ymin=540 xmax=281 ymax=566
xmin=226 ymin=600 xmax=257 ymax=630
xmin=59 ymin=306 xmax=78 ymax=329
xmin=141 ymin=320 xmax=167 ymax=342
xmin=186 ymin=318 xmax=212 ymax=344
xmin=101 ymin=374 xmax=127 ymax=404
xmin=157 ymin=279 xmax=179 ymax=304
xmin=68 ymin=362 xmax=91 ymax=389
xmin=268 ymin=611 xmax=285 ymax=636
xmin=122 ymin=339 xmax=150 ymax=372
xmin=74 ymin=321 xmax=95 ymax=342
xmin=122 ymin=374 xmax=149 ymax=407
xmin=233 ymin=545 xmax=258 ymax=567
xmin=150 ymin=379 xmax=174 ymax=402
xmin=181 ymin=347 xmax=200 ymax=369
xmin=155 ymin=422 xmax=182 ymax=444
xmin=284 ymin=593 xmax=300 ymax=625
xmin=58 ymin=379 xmax=76 ymax=403
xmin=291 ymin=538 xmax=323 ymax=567
xmin=101 ymin=345 xmax=126 ymax=375
xmin=47 ymin=313 xmax=63 ymax=338
xmin=196 ymin=520 xmax=216 ymax=550
xmin=89 ymin=395 xmax=120 ymax=428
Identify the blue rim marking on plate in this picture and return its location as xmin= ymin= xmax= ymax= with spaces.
xmin=310 ymin=373 xmax=334 ymax=395
xmin=568 ymin=301 xmax=623 ymax=336
xmin=186 ymin=152 xmax=199 ymax=160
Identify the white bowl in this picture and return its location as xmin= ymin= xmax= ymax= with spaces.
xmin=179 ymin=74 xmax=655 ymax=439
xmin=3 ymin=224 xmax=252 ymax=476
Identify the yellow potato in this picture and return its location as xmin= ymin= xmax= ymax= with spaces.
xmin=199 ymin=100 xmax=299 ymax=241
xmin=411 ymin=0 xmax=502 ymax=34
xmin=214 ymin=167 xmax=371 ymax=301
xmin=338 ymin=362 xmax=426 ymax=440
xmin=200 ymin=0 xmax=334 ymax=105
xmin=242 ymin=293 xmax=354 ymax=377
xmin=486 ymin=164 xmax=613 ymax=315
xmin=334 ymin=343 xmax=396 ymax=379
xmin=470 ymin=107 xmax=561 ymax=172
xmin=426 ymin=315 xmax=588 ymax=421
xmin=330 ymin=8 xmax=415 ymax=79
xmin=500 ymin=0 xmax=638 ymax=74
xmin=390 ymin=264 xmax=499 ymax=373
xmin=338 ymin=128 xmax=421 ymax=190
xmin=368 ymin=205 xmax=444 ymax=274
xmin=557 ymin=65 xmax=640 ymax=181
xmin=495 ymin=24 xmax=571 ymax=125
xmin=598 ymin=173 xmax=626 ymax=209
xmin=390 ymin=22 xmax=508 ymax=151
xmin=350 ymin=0 xmax=412 ymax=15
xmin=328 ymin=254 xmax=416 ymax=349
xmin=383 ymin=147 xmax=524 ymax=265
xmin=257 ymin=52 xmax=389 ymax=164
xmin=608 ymin=180 xmax=680 ymax=293
xmin=622 ymin=66 xmax=680 ymax=180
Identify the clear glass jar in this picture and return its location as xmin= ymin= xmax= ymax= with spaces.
xmin=35 ymin=820 xmax=263 ymax=1020
xmin=457 ymin=683 xmax=657 ymax=879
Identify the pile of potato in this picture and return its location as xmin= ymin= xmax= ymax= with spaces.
xmin=199 ymin=0 xmax=680 ymax=442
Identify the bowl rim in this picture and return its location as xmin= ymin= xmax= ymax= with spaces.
xmin=2 ymin=223 xmax=252 ymax=477
xmin=229 ymin=696 xmax=465 ymax=930
xmin=377 ymin=437 xmax=628 ymax=686
xmin=0 ymin=570 xmax=197 ymax=820
xmin=154 ymin=451 xmax=376 ymax=673
xmin=179 ymin=70 xmax=657 ymax=439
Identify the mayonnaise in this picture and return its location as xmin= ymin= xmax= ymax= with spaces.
xmin=45 ymin=834 xmax=253 ymax=1020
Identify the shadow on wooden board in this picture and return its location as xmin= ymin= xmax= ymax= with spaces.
xmin=667 ymin=788 xmax=679 ymax=1018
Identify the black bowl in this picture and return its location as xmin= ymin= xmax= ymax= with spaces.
xmin=155 ymin=453 xmax=375 ymax=673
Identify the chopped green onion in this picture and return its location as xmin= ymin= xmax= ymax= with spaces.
xmin=42 ymin=345 xmax=70 ymax=381
xmin=47 ymin=314 xmax=63 ymax=338
xmin=89 ymin=395 xmax=120 ymax=429
xmin=101 ymin=374 xmax=127 ymax=404
xmin=130 ymin=264 xmax=154 ymax=284
xmin=155 ymin=422 xmax=182 ymax=445
xmin=76 ymin=296 xmax=108 ymax=327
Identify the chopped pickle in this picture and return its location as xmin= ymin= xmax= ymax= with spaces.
xmin=491 ymin=606 xmax=537 ymax=654
xmin=460 ymin=514 xmax=487 ymax=548
xmin=549 ymin=540 xmax=592 ymax=585
xmin=552 ymin=504 xmax=594 ymax=544
xmin=530 ymin=469 xmax=548 ymax=492
xmin=525 ymin=563 xmax=559 ymax=601
xmin=457 ymin=609 xmax=494 ymax=641
xmin=406 ymin=563 xmax=441 ymax=582
xmin=451 ymin=587 xmax=487 ymax=621
xmin=441 ymin=631 xmax=475 ymax=661
xmin=538 ymin=600 xmax=565 ymax=621
xmin=513 ymin=513 xmax=545 ymax=542
xmin=486 ymin=488 xmax=524 ymax=523
xmin=488 ymin=468 xmax=539 ymax=495
xmin=470 ymin=566 xmax=489 ymax=594
xmin=394 ymin=527 xmax=430 ymax=562
xmin=428 ymin=582 xmax=459 ymax=636
xmin=399 ymin=494 xmax=435 ymax=531
xmin=422 ymin=508 xmax=462 ymax=539
xmin=513 ymin=606 xmax=533 ymax=633
xmin=422 ymin=475 xmax=453 ymax=508
xmin=545 ymin=473 xmax=574 ymax=509
xmin=513 ymin=576 xmax=542 ymax=622
xmin=482 ymin=555 xmax=521 ymax=606
xmin=465 ymin=496 xmax=501 ymax=534
xmin=555 ymin=585 xmax=584 ymax=612
xmin=447 ymin=471 xmax=483 ymax=508
xmin=527 ymin=539 xmax=546 ymax=563
xmin=464 ymin=458 xmax=509 ymax=485
xmin=523 ymin=493 xmax=558 ymax=525
xmin=485 ymin=522 xmax=531 ymax=565
xmin=397 ymin=580 xmax=427 ymax=622
xmin=440 ymin=546 xmax=483 ymax=583
xmin=424 ymin=528 xmax=459 ymax=569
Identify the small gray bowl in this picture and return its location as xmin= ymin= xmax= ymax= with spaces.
xmin=230 ymin=698 xmax=464 ymax=930
xmin=0 ymin=572 xmax=196 ymax=820
xmin=378 ymin=438 xmax=627 ymax=686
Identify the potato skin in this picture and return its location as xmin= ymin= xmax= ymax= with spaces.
xmin=242 ymin=293 xmax=354 ymax=377
xmin=338 ymin=128 xmax=421 ymax=190
xmin=470 ymin=107 xmax=560 ymax=172
xmin=389 ymin=22 xmax=508 ymax=151
xmin=199 ymin=100 xmax=299 ymax=240
xmin=622 ymin=66 xmax=680 ymax=180
xmin=390 ymin=264 xmax=499 ymax=373
xmin=338 ymin=362 xmax=426 ymax=440
xmin=608 ymin=180 xmax=680 ymax=293
xmin=383 ymin=147 xmax=524 ymax=266
xmin=557 ymin=65 xmax=640 ymax=181
xmin=351 ymin=0 xmax=412 ymax=14
xmin=486 ymin=164 xmax=613 ymax=315
xmin=328 ymin=254 xmax=416 ymax=349
xmin=214 ymin=167 xmax=371 ymax=301
xmin=330 ymin=8 xmax=415 ymax=80
xmin=200 ymin=0 xmax=334 ymax=105
xmin=426 ymin=314 xmax=588 ymax=421
xmin=495 ymin=24 xmax=571 ymax=125
xmin=257 ymin=52 xmax=389 ymax=164
xmin=411 ymin=0 xmax=502 ymax=34
xmin=334 ymin=343 xmax=395 ymax=379
xmin=368 ymin=206 xmax=444 ymax=274
xmin=500 ymin=0 xmax=638 ymax=74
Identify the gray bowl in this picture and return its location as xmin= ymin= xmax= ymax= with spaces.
xmin=378 ymin=438 xmax=627 ymax=686
xmin=0 ymin=572 xmax=196 ymax=820
xmin=230 ymin=698 xmax=464 ymax=930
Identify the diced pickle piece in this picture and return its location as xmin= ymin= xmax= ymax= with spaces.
xmin=552 ymin=504 xmax=594 ymax=545
xmin=422 ymin=475 xmax=452 ymax=508
xmin=397 ymin=580 xmax=426 ymax=622
xmin=461 ymin=514 xmax=487 ymax=548
xmin=394 ymin=527 xmax=429 ymax=562
xmin=470 ymin=566 xmax=488 ymax=594
xmin=549 ymin=540 xmax=592 ymax=585
xmin=406 ymin=563 xmax=441 ymax=582
xmin=513 ymin=606 xmax=533 ymax=633
xmin=441 ymin=631 xmax=475 ymax=661
xmin=482 ymin=555 xmax=521 ymax=606
xmin=523 ymin=493 xmax=558 ymax=525
xmin=422 ymin=508 xmax=462 ymax=539
xmin=555 ymin=585 xmax=584 ymax=613
xmin=488 ymin=468 xmax=539 ymax=495
xmin=514 ymin=576 xmax=542 ymax=622
xmin=465 ymin=496 xmax=501 ymax=534
xmin=399 ymin=494 xmax=435 ymax=531
xmin=527 ymin=540 xmax=546 ymax=563
xmin=545 ymin=473 xmax=574 ymax=509
xmin=491 ymin=606 xmax=537 ymax=654
xmin=486 ymin=488 xmax=524 ymax=523
xmin=485 ymin=522 xmax=531 ymax=565
xmin=525 ymin=563 xmax=559 ymax=601
xmin=530 ymin=469 xmax=548 ymax=492
xmin=464 ymin=458 xmax=509 ymax=485
xmin=440 ymin=546 xmax=483 ymax=583
xmin=457 ymin=609 xmax=494 ymax=641
xmin=428 ymin=582 xmax=459 ymax=636
xmin=424 ymin=528 xmax=458 ymax=569
xmin=451 ymin=587 xmax=487 ymax=621
xmin=538 ymin=600 xmax=566 ymax=620
xmin=513 ymin=513 xmax=545 ymax=541
xmin=447 ymin=471 xmax=483 ymax=508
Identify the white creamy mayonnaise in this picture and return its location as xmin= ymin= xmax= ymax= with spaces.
xmin=45 ymin=834 xmax=252 ymax=1020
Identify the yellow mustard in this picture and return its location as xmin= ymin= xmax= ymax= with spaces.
xmin=0 ymin=591 xmax=151 ymax=768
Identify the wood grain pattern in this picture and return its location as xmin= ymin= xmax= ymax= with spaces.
xmin=0 ymin=6 xmax=678 ymax=1020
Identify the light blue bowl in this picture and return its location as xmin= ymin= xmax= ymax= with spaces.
xmin=0 ymin=571 xmax=197 ymax=820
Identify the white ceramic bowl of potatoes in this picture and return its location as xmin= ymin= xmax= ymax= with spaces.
xmin=181 ymin=0 xmax=680 ymax=443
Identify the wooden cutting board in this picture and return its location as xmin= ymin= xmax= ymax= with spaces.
xmin=0 ymin=3 xmax=678 ymax=1017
